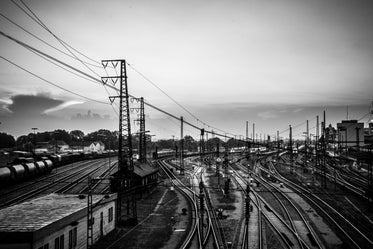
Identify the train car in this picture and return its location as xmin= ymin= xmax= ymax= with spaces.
xmin=0 ymin=167 xmax=12 ymax=186
xmin=23 ymin=163 xmax=38 ymax=177
xmin=10 ymin=164 xmax=27 ymax=182
xmin=35 ymin=161 xmax=48 ymax=174
xmin=43 ymin=159 xmax=53 ymax=172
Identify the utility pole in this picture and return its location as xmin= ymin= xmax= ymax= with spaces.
xmin=289 ymin=125 xmax=293 ymax=174
xmin=321 ymin=111 xmax=327 ymax=188
xmin=133 ymin=97 xmax=146 ymax=163
xmin=224 ymin=142 xmax=230 ymax=195
xmin=277 ymin=130 xmax=280 ymax=163
xmin=180 ymin=116 xmax=184 ymax=175
xmin=200 ymin=129 xmax=205 ymax=167
xmin=31 ymin=127 xmax=38 ymax=156
xmin=101 ymin=59 xmax=136 ymax=225
xmin=246 ymin=122 xmax=251 ymax=172
xmin=87 ymin=176 xmax=94 ymax=248
xmin=315 ymin=115 xmax=319 ymax=179
xmin=253 ymin=123 xmax=255 ymax=151
xmin=199 ymin=179 xmax=205 ymax=237
xmin=245 ymin=183 xmax=251 ymax=248
xmin=305 ymin=120 xmax=309 ymax=172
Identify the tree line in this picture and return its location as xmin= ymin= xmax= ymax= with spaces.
xmin=0 ymin=129 xmax=248 ymax=152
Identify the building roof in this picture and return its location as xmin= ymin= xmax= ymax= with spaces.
xmin=0 ymin=193 xmax=107 ymax=233
xmin=134 ymin=162 xmax=158 ymax=177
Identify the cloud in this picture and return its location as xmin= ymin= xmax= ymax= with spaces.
xmin=5 ymin=94 xmax=63 ymax=116
xmin=0 ymin=98 xmax=13 ymax=114
xmin=43 ymin=100 xmax=84 ymax=114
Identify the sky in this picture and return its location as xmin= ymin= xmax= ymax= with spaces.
xmin=0 ymin=0 xmax=372 ymax=140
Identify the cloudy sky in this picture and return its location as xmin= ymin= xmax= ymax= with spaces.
xmin=0 ymin=0 xmax=372 ymax=140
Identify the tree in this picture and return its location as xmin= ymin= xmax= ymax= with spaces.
xmin=0 ymin=132 xmax=16 ymax=149
xmin=16 ymin=135 xmax=29 ymax=150
xmin=70 ymin=130 xmax=85 ymax=141
xmin=184 ymin=135 xmax=198 ymax=152
xmin=86 ymin=129 xmax=118 ymax=149
xmin=53 ymin=129 xmax=72 ymax=144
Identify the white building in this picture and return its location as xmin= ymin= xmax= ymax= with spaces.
xmin=0 ymin=193 xmax=116 ymax=249
xmin=83 ymin=141 xmax=105 ymax=154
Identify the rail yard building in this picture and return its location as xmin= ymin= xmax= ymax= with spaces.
xmin=337 ymin=120 xmax=365 ymax=148
xmin=0 ymin=193 xmax=116 ymax=249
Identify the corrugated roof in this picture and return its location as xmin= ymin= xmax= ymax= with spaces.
xmin=0 ymin=193 xmax=104 ymax=232
xmin=134 ymin=162 xmax=158 ymax=177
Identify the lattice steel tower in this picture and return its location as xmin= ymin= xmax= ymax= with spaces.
xmin=133 ymin=97 xmax=146 ymax=163
xmin=102 ymin=59 xmax=136 ymax=225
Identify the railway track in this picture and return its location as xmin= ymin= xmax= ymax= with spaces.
xmin=250 ymin=162 xmax=323 ymax=249
xmin=0 ymin=158 xmax=111 ymax=208
xmin=159 ymin=160 xmax=202 ymax=249
xmin=161 ymin=159 xmax=227 ymax=249
xmin=268 ymin=155 xmax=373 ymax=249
xmin=232 ymin=166 xmax=299 ymax=249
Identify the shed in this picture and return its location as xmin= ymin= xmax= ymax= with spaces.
xmin=133 ymin=162 xmax=158 ymax=187
xmin=0 ymin=193 xmax=116 ymax=249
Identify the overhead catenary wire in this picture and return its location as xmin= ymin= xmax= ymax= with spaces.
xmin=9 ymin=0 xmax=119 ymax=117
xmin=0 ymin=30 xmax=235 ymax=140
xmin=12 ymin=0 xmax=102 ymax=79
xmin=16 ymin=0 xmax=104 ymax=67
xmin=0 ymin=56 xmax=109 ymax=105
xmin=127 ymin=63 xmax=235 ymax=136
xmin=0 ymin=12 xmax=102 ymax=69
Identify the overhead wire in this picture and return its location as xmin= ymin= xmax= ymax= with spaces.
xmin=17 ymin=0 xmax=104 ymax=67
xmin=12 ymin=0 xmax=102 ymax=79
xmin=1 ymin=5 xmax=251 ymax=141
xmin=127 ymin=62 xmax=235 ymax=136
xmin=10 ymin=0 xmax=119 ymax=117
xmin=0 ymin=12 xmax=102 ymax=68
xmin=0 ymin=56 xmax=109 ymax=105
xmin=5 ymin=0 xmax=242 ymax=139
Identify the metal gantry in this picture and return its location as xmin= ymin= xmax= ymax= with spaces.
xmin=101 ymin=59 xmax=137 ymax=225
xmin=180 ymin=116 xmax=184 ymax=175
xmin=133 ymin=97 xmax=146 ymax=163
xmin=87 ymin=176 xmax=94 ymax=248
xmin=289 ymin=125 xmax=293 ymax=174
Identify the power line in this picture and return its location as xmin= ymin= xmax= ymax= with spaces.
xmin=17 ymin=0 xmax=103 ymax=67
xmin=0 ymin=12 xmax=102 ymax=68
xmin=127 ymin=63 xmax=234 ymax=136
xmin=0 ymin=56 xmax=109 ymax=105
xmin=12 ymin=0 xmax=102 ymax=79
xmin=0 ymin=31 xmax=243 ymax=141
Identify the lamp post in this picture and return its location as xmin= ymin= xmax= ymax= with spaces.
xmin=31 ymin=127 xmax=38 ymax=156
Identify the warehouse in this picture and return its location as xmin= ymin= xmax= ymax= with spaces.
xmin=0 ymin=193 xmax=116 ymax=249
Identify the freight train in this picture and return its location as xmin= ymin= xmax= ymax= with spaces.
xmin=0 ymin=158 xmax=53 ymax=186
xmin=0 ymin=152 xmax=114 ymax=186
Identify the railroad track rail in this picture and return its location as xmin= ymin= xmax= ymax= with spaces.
xmin=0 ymin=159 xmax=109 ymax=208
xmin=159 ymin=160 xmax=202 ymax=249
xmin=268 ymin=156 xmax=373 ymax=249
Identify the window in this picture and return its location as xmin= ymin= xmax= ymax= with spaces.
xmin=108 ymin=207 xmax=114 ymax=222
xmin=73 ymin=227 xmax=77 ymax=247
xmin=69 ymin=227 xmax=77 ymax=249
xmin=69 ymin=230 xmax=72 ymax=249
xmin=55 ymin=234 xmax=64 ymax=249
xmin=55 ymin=238 xmax=59 ymax=249
xmin=38 ymin=244 xmax=49 ymax=249
xmin=60 ymin=235 xmax=64 ymax=249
